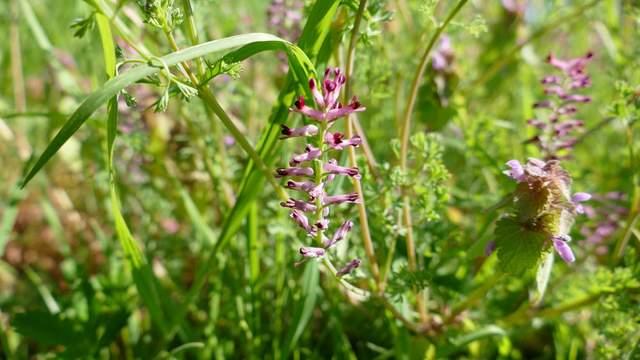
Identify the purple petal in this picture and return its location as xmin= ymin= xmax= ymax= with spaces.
xmin=552 ymin=235 xmax=576 ymax=263
xmin=572 ymin=192 xmax=592 ymax=203
xmin=504 ymin=160 xmax=525 ymax=181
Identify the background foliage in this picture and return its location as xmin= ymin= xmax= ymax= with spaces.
xmin=0 ymin=0 xmax=639 ymax=358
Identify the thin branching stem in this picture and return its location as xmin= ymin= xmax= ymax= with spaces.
xmin=343 ymin=0 xmax=382 ymax=289
xmin=397 ymin=0 xmax=468 ymax=323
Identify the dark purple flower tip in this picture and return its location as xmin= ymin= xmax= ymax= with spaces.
xmin=484 ymin=240 xmax=496 ymax=256
xmin=324 ymin=79 xmax=336 ymax=92
xmin=504 ymin=160 xmax=525 ymax=182
xmin=324 ymin=68 xmax=331 ymax=77
xmin=309 ymin=78 xmax=316 ymax=90
xmin=527 ymin=119 xmax=547 ymax=129
xmin=533 ymin=100 xmax=553 ymax=108
xmin=541 ymin=75 xmax=560 ymax=84
xmin=315 ymin=218 xmax=329 ymax=230
xmin=294 ymin=96 xmax=305 ymax=109
xmin=299 ymin=246 xmax=325 ymax=258
xmin=336 ymin=259 xmax=361 ymax=277
xmin=552 ymin=235 xmax=575 ymax=263
xmin=279 ymin=124 xmax=319 ymax=139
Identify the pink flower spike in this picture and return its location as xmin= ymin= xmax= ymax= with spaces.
xmin=299 ymin=246 xmax=326 ymax=258
xmin=552 ymin=235 xmax=576 ymax=263
xmin=280 ymin=124 xmax=318 ymax=139
xmin=275 ymin=167 xmax=314 ymax=178
xmin=280 ymin=198 xmax=317 ymax=212
xmin=336 ymin=259 xmax=361 ymax=277
xmin=324 ymin=193 xmax=360 ymax=206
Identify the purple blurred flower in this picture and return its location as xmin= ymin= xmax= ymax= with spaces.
xmin=504 ymin=160 xmax=525 ymax=182
xmin=432 ymin=36 xmax=455 ymax=73
xmin=527 ymin=52 xmax=593 ymax=159
xmin=502 ymin=0 xmax=526 ymax=15
xmin=299 ymin=246 xmax=326 ymax=258
xmin=336 ymin=259 xmax=361 ymax=277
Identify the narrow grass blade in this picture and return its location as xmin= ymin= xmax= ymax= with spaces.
xmin=21 ymin=33 xmax=307 ymax=187
xmin=283 ymin=261 xmax=320 ymax=359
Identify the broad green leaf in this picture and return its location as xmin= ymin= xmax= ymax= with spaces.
xmin=12 ymin=311 xmax=84 ymax=347
xmin=495 ymin=216 xmax=547 ymax=274
xmin=21 ymin=33 xmax=306 ymax=187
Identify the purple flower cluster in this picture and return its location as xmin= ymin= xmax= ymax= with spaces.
xmin=279 ymin=68 xmax=365 ymax=277
xmin=504 ymin=158 xmax=591 ymax=263
xmin=527 ymin=52 xmax=593 ymax=159
xmin=579 ymin=192 xmax=627 ymax=255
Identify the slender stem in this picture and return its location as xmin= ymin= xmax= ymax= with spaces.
xmin=444 ymin=273 xmax=505 ymax=325
xmin=396 ymin=0 xmax=468 ymax=324
xmin=343 ymin=0 xmax=382 ymax=288
xmin=180 ymin=0 xmax=206 ymax=75
xmin=612 ymin=121 xmax=640 ymax=263
xmin=399 ymin=0 xmax=467 ymax=168
xmin=94 ymin=0 xmax=151 ymax=58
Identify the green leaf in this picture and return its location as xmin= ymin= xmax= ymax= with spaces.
xmin=534 ymin=251 xmax=554 ymax=305
xmin=283 ymin=261 xmax=320 ymax=359
xmin=95 ymin=13 xmax=116 ymax=78
xmin=21 ymin=33 xmax=305 ymax=188
xmin=448 ymin=325 xmax=506 ymax=347
xmin=12 ymin=311 xmax=84 ymax=347
xmin=495 ymin=216 xmax=547 ymax=274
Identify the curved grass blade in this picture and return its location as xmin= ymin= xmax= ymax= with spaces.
xmin=21 ymin=33 xmax=305 ymax=188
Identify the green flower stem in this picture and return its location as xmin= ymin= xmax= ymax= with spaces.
xmin=396 ymin=0 xmax=468 ymax=323
xmin=343 ymin=0 xmax=382 ymax=290
xmin=445 ymin=273 xmax=505 ymax=325
xmin=612 ymin=121 xmax=640 ymax=263
xmin=399 ymin=0 xmax=467 ymax=169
